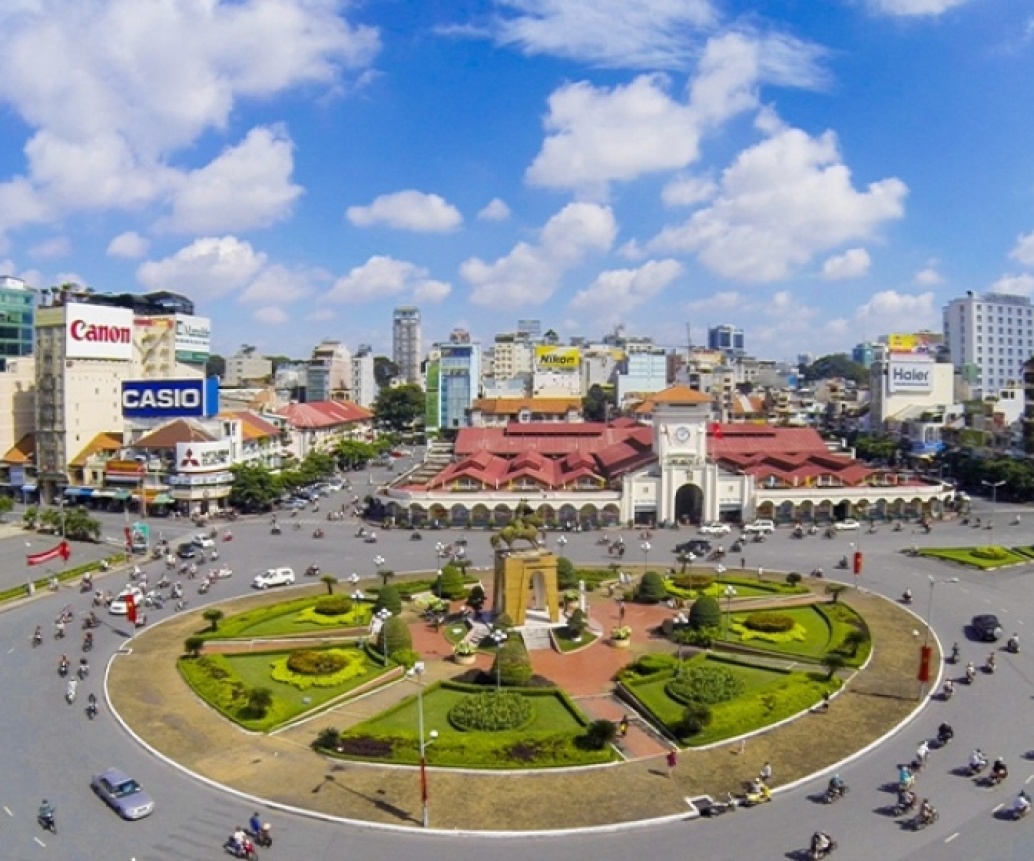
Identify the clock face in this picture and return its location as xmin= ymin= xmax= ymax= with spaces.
xmin=673 ymin=425 xmax=692 ymax=444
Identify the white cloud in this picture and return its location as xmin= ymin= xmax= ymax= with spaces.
xmin=137 ymin=236 xmax=266 ymax=298
xmin=569 ymin=259 xmax=682 ymax=320
xmin=0 ymin=0 xmax=378 ymax=235
xmin=821 ymin=248 xmax=871 ymax=280
xmin=867 ymin=0 xmax=971 ymax=17
xmin=253 ymin=306 xmax=290 ymax=325
xmin=412 ymin=279 xmax=452 ymax=303
xmin=662 ymin=174 xmax=717 ymax=207
xmin=463 ymin=202 xmax=617 ymax=307
xmin=327 ymin=255 xmax=451 ymax=304
xmin=915 ymin=265 xmax=943 ymax=286
xmin=489 ymin=0 xmax=716 ymax=69
xmin=346 ymin=190 xmax=462 ymax=232
xmin=162 ymin=126 xmax=302 ymax=233
xmin=683 ymin=290 xmax=744 ymax=313
xmin=990 ymin=273 xmax=1034 ymax=296
xmin=29 ymin=237 xmax=70 ymax=259
xmin=857 ymin=289 xmax=938 ymax=329
xmin=477 ymin=198 xmax=511 ymax=221
xmin=238 ymin=264 xmax=320 ymax=306
xmin=648 ymin=124 xmax=907 ymax=281
xmin=107 ymin=231 xmax=150 ymax=259
xmin=1010 ymin=231 xmax=1034 ymax=267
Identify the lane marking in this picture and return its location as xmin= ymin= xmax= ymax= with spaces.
xmin=1025 ymin=774 xmax=1034 ymax=785
xmin=945 ymin=832 xmax=960 ymax=843
xmin=3 ymin=805 xmax=11 ymax=816
xmin=993 ymin=802 xmax=1005 ymax=812
xmin=33 ymin=837 xmax=45 ymax=847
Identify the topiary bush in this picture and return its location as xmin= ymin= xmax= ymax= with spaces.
xmin=677 ymin=701 xmax=714 ymax=737
xmin=314 ymin=595 xmax=354 ymax=616
xmin=556 ymin=556 xmax=577 ymax=590
xmin=582 ymin=718 xmax=618 ymax=750
xmin=448 ymin=690 xmax=534 ymax=731
xmin=742 ymin=611 xmax=795 ymax=633
xmin=786 ymin=572 xmax=803 ymax=586
xmin=671 ymin=573 xmax=715 ymax=591
xmin=373 ymin=583 xmax=403 ymax=615
xmin=287 ymin=649 xmax=349 ymax=675
xmin=688 ymin=595 xmax=721 ymax=630
xmin=636 ymin=570 xmax=667 ymax=604
xmin=378 ymin=615 xmax=413 ymax=658
xmin=972 ymin=546 xmax=1009 ymax=560
xmin=492 ymin=637 xmax=533 ymax=687
xmin=665 ymin=664 xmax=745 ymax=705
xmin=437 ymin=564 xmax=467 ymax=600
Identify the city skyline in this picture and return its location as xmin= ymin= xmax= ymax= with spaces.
xmin=0 ymin=1 xmax=1032 ymax=361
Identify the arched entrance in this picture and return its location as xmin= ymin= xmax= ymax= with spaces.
xmin=674 ymin=483 xmax=704 ymax=524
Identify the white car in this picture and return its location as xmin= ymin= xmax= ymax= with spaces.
xmin=743 ymin=519 xmax=775 ymax=534
xmin=833 ymin=518 xmax=861 ymax=531
xmin=109 ymin=586 xmax=144 ymax=615
xmin=192 ymin=534 xmax=216 ymax=549
xmin=699 ymin=522 xmax=731 ymax=536
xmin=253 ymin=567 xmax=296 ymax=589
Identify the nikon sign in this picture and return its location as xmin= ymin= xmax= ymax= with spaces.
xmin=534 ymin=346 xmax=580 ymax=372
xmin=888 ymin=359 xmax=933 ymax=393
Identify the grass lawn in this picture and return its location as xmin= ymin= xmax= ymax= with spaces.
xmin=718 ymin=605 xmax=833 ymax=660
xmin=918 ymin=546 xmax=1028 ymax=570
xmin=178 ymin=647 xmax=391 ymax=732
xmin=336 ymin=684 xmax=615 ymax=768
xmin=200 ymin=595 xmax=374 ymax=639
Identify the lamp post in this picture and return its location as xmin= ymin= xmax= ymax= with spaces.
xmin=925 ymin=575 xmax=959 ymax=646
xmin=982 ymin=479 xmax=1006 ymax=546
xmin=674 ymin=612 xmax=688 ymax=677
xmin=640 ymin=541 xmax=651 ymax=573
xmin=921 ymin=574 xmax=958 ymax=697
xmin=490 ymin=628 xmax=508 ymax=692
xmin=556 ymin=535 xmax=568 ymax=560
xmin=715 ymin=563 xmax=726 ymax=591
xmin=723 ymin=584 xmax=737 ymax=639
xmin=373 ymin=554 xmax=386 ymax=584
xmin=407 ymin=661 xmax=438 ymax=828
xmin=375 ymin=608 xmax=392 ymax=663
xmin=348 ymin=571 xmax=360 ymax=590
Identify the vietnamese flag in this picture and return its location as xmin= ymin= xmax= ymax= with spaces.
xmin=27 ymin=540 xmax=71 ymax=566
xmin=125 ymin=593 xmax=137 ymax=626
xmin=709 ymin=421 xmax=723 ymax=439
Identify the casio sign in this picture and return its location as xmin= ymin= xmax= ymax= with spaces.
xmin=123 ymin=388 xmax=201 ymax=410
xmin=121 ymin=378 xmax=219 ymax=419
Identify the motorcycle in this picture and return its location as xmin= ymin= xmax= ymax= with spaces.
xmin=77 ymin=661 xmax=89 ymax=680
xmin=410 ymin=531 xmax=422 ymax=541
xmin=32 ymin=629 xmax=43 ymax=648
xmin=908 ymin=808 xmax=938 ymax=830
xmin=741 ymin=784 xmax=772 ymax=807
xmin=86 ymin=694 xmax=98 ymax=720
xmin=823 ymin=784 xmax=848 ymax=804
xmin=1007 ymin=636 xmax=1020 ymax=654
xmin=224 ymin=836 xmax=259 ymax=859
xmin=967 ymin=755 xmax=988 ymax=776
xmin=942 ymin=681 xmax=954 ymax=700
xmin=58 ymin=660 xmax=69 ymax=678
xmin=810 ymin=838 xmax=838 ymax=860
xmin=313 ymin=529 xmax=324 ymax=539
xmin=82 ymin=633 xmax=93 ymax=652
xmin=38 ymin=811 xmax=56 ymax=834
xmin=893 ymin=793 xmax=917 ymax=816
xmin=900 ymin=591 xmax=913 ymax=605
xmin=835 ymin=557 xmax=849 ymax=570
xmin=700 ymin=792 xmax=737 ymax=817
xmin=304 ymin=565 xmax=320 ymax=577
xmin=950 ymin=643 xmax=960 ymax=664
xmin=270 ymin=526 xmax=281 ymax=536
xmin=965 ymin=664 xmax=976 ymax=684
xmin=247 ymin=827 xmax=273 ymax=848
xmin=985 ymin=655 xmax=996 ymax=674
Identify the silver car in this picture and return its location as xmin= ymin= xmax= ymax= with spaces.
xmin=90 ymin=767 xmax=155 ymax=820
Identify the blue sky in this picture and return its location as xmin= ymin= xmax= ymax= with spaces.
xmin=1 ymin=0 xmax=1033 ymax=363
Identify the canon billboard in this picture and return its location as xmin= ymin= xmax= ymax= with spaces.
xmin=65 ymin=304 xmax=134 ymax=360
xmin=122 ymin=377 xmax=220 ymax=419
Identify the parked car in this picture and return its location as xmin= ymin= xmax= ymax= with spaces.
xmin=833 ymin=518 xmax=861 ymax=531
xmin=176 ymin=542 xmax=197 ymax=559
xmin=253 ymin=567 xmax=296 ymax=589
xmin=699 ymin=522 xmax=731 ymax=536
xmin=743 ymin=519 xmax=775 ymax=534
xmin=971 ymin=614 xmax=1003 ymax=642
xmin=674 ymin=539 xmax=712 ymax=556
xmin=191 ymin=534 xmax=215 ymax=549
xmin=91 ymin=766 xmax=155 ymax=820
xmin=109 ymin=587 xmax=144 ymax=615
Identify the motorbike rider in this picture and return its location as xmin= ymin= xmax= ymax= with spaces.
xmin=1011 ymin=790 xmax=1031 ymax=818
xmin=916 ymin=740 xmax=930 ymax=767
xmin=970 ymin=748 xmax=987 ymax=773
xmin=992 ymin=756 xmax=1008 ymax=783
xmin=986 ymin=651 xmax=997 ymax=672
xmin=943 ymin=679 xmax=955 ymax=699
xmin=828 ymin=773 xmax=846 ymax=797
xmin=249 ymin=811 xmax=262 ymax=836
xmin=83 ymin=631 xmax=93 ymax=650
xmin=919 ymin=798 xmax=936 ymax=825
xmin=897 ymin=787 xmax=916 ymax=812
xmin=898 ymin=763 xmax=914 ymax=789
xmin=65 ymin=678 xmax=77 ymax=702
xmin=231 ymin=825 xmax=248 ymax=854
xmin=951 ymin=642 xmax=960 ymax=662
xmin=937 ymin=722 xmax=954 ymax=744
xmin=965 ymin=662 xmax=976 ymax=683
xmin=901 ymin=588 xmax=912 ymax=604
xmin=38 ymin=799 xmax=55 ymax=827
xmin=58 ymin=653 xmax=69 ymax=675
xmin=810 ymin=831 xmax=833 ymax=856
xmin=1008 ymin=633 xmax=1020 ymax=653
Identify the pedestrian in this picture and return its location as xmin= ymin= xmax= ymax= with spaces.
xmin=618 ymin=715 xmax=629 ymax=738
xmin=757 ymin=566 xmax=764 ymax=581
xmin=740 ymin=556 xmax=746 ymax=570
xmin=617 ymin=598 xmax=626 ymax=622
xmin=666 ymin=747 xmax=678 ymax=778
xmin=916 ymin=740 xmax=929 ymax=767
xmin=759 ymin=761 xmax=772 ymax=784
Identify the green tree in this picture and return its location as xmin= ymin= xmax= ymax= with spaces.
xmin=205 ymin=354 xmax=226 ymax=379
xmin=801 ymin=353 xmax=867 ymax=385
xmin=582 ymin=384 xmax=612 ymax=422
xmin=378 ymin=615 xmax=413 ymax=659
xmin=336 ymin=439 xmax=376 ymax=470
xmin=0 ymin=495 xmax=13 ymax=520
xmin=246 ymin=686 xmax=274 ymax=717
xmin=821 ymin=651 xmax=847 ymax=680
xmin=62 ymin=507 xmax=101 ymax=541
xmin=678 ymin=701 xmax=714 ymax=736
xmin=583 ymin=718 xmax=618 ymax=750
xmin=437 ymin=564 xmax=466 ymax=600
xmin=320 ymin=574 xmax=337 ymax=595
xmin=635 ymin=571 xmax=667 ymax=604
xmin=492 ymin=637 xmax=533 ymax=687
xmin=373 ymin=384 xmax=426 ymax=431
xmin=373 ymin=583 xmax=403 ymax=616
xmin=688 ymin=595 xmax=721 ymax=630
xmin=566 ymin=608 xmax=588 ymax=638
xmin=555 ymin=556 xmax=577 ymax=590
xmin=183 ymin=636 xmax=205 ymax=657
xmin=373 ymin=356 xmax=400 ymax=389
xmin=229 ymin=463 xmax=282 ymax=512
xmin=202 ymin=608 xmax=224 ymax=631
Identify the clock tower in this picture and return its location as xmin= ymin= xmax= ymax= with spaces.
xmin=648 ymin=384 xmax=716 ymax=525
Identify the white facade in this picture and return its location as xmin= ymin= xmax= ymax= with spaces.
xmin=491 ymin=339 xmax=535 ymax=379
xmin=223 ymin=353 xmax=272 ymax=387
xmin=870 ymin=356 xmax=956 ymax=425
xmin=350 ymin=347 xmax=377 ymax=408
xmin=531 ymin=345 xmax=582 ymax=397
xmin=616 ymin=342 xmax=668 ymax=402
xmin=943 ymin=291 xmax=1034 ymax=396
xmin=393 ymin=306 xmax=422 ymax=386
xmin=0 ymin=356 xmax=35 ymax=459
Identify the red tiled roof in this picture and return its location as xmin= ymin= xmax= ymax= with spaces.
xmin=221 ymin=410 xmax=282 ymax=441
xmin=277 ymin=400 xmax=373 ymax=429
xmin=473 ymin=397 xmax=581 ymax=414
xmin=709 ymin=424 xmax=830 ymax=457
xmin=455 ymin=422 xmax=644 ymax=457
xmin=2 ymin=433 xmax=35 ymax=464
xmin=134 ymin=420 xmax=215 ymax=449
xmin=69 ymin=432 xmax=123 ymax=468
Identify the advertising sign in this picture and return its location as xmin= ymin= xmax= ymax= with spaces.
xmin=888 ymin=359 xmax=933 ymax=393
xmin=121 ymin=377 xmax=219 ymax=419
xmin=176 ymin=440 xmax=232 ymax=474
xmin=65 ymin=304 xmax=134 ymax=360
xmin=175 ymin=315 xmax=211 ymax=362
xmin=534 ymin=345 xmax=580 ymax=372
xmin=887 ymin=333 xmax=938 ymax=354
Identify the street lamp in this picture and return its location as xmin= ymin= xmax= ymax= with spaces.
xmin=489 ymin=628 xmax=508 ymax=692
xmin=715 ymin=563 xmax=726 ymax=590
xmin=674 ymin=612 xmax=688 ymax=677
xmin=723 ymin=584 xmax=738 ymax=638
xmin=348 ymin=572 xmax=360 ymax=590
xmin=925 ymin=575 xmax=959 ymax=646
xmin=373 ymin=554 xmax=386 ymax=583
xmin=376 ymin=608 xmax=392 ymax=663
xmin=556 ymin=535 xmax=568 ymax=559
xmin=982 ymin=479 xmax=1006 ymax=546
xmin=407 ymin=661 xmax=438 ymax=828
xmin=640 ymin=541 xmax=651 ymax=572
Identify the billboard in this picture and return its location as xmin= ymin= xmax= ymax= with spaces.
xmin=176 ymin=440 xmax=232 ymax=474
xmin=66 ymin=304 xmax=134 ymax=360
xmin=121 ymin=377 xmax=220 ymax=419
xmin=534 ymin=346 xmax=580 ymax=372
xmin=175 ymin=315 xmax=211 ymax=362
xmin=887 ymin=333 xmax=938 ymax=354
xmin=888 ymin=359 xmax=934 ymax=393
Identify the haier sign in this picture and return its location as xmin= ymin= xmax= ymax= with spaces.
xmin=888 ymin=360 xmax=933 ymax=394
xmin=121 ymin=377 xmax=220 ymax=418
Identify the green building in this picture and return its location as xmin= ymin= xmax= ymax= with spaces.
xmin=0 ymin=276 xmax=35 ymax=369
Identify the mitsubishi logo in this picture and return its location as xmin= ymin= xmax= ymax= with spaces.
xmin=180 ymin=448 xmax=200 ymax=468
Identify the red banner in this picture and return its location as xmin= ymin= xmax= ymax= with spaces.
xmin=125 ymin=593 xmax=137 ymax=626
xmin=26 ymin=541 xmax=71 ymax=567
xmin=917 ymin=644 xmax=932 ymax=683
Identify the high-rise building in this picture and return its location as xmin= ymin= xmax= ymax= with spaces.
xmin=307 ymin=339 xmax=351 ymax=402
xmin=392 ymin=306 xmax=421 ymax=386
xmin=707 ymin=324 xmax=745 ymax=356
xmin=616 ymin=341 xmax=668 ymax=402
xmin=350 ymin=345 xmax=377 ymax=409
xmin=0 ymin=275 xmax=36 ymax=369
xmin=943 ymin=291 xmax=1034 ymax=396
xmin=426 ymin=336 xmax=481 ymax=431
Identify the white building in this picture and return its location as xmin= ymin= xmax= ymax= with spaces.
xmin=223 ymin=351 xmax=273 ymax=387
xmin=616 ymin=342 xmax=668 ymax=403
xmin=350 ymin=345 xmax=377 ymax=408
xmin=531 ymin=345 xmax=582 ymax=397
xmin=943 ymin=291 xmax=1034 ymax=397
xmin=392 ymin=306 xmax=422 ymax=386
xmin=307 ymin=339 xmax=351 ymax=402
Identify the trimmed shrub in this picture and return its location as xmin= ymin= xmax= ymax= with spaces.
xmin=583 ymin=718 xmax=618 ymax=750
xmin=786 ymin=572 xmax=803 ymax=586
xmin=674 ymin=626 xmax=717 ymax=648
xmin=627 ymin=653 xmax=678 ymax=677
xmin=378 ymin=615 xmax=413 ymax=658
xmin=313 ymin=726 xmax=340 ymax=751
xmin=271 ymin=649 xmax=367 ymax=689
xmin=972 ymin=546 xmax=1008 ymax=560
xmin=449 ymin=690 xmax=534 ymax=731
xmin=671 ymin=573 xmax=715 ymax=591
xmin=688 ymin=595 xmax=721 ymax=630
xmin=287 ymin=649 xmax=349 ymax=675
xmin=373 ymin=583 xmax=403 ymax=616
xmin=492 ymin=637 xmax=533 ymax=687
xmin=677 ymin=701 xmax=714 ymax=737
xmin=314 ymin=595 xmax=353 ymax=616
xmin=437 ymin=564 xmax=467 ymax=600
xmin=556 ymin=556 xmax=577 ymax=590
xmin=665 ymin=665 xmax=744 ymax=706
xmin=566 ymin=608 xmax=588 ymax=636
xmin=636 ymin=570 xmax=667 ymax=604
xmin=390 ymin=647 xmax=421 ymax=669
xmin=742 ymin=611 xmax=795 ymax=633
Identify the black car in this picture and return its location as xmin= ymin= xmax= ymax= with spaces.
xmin=971 ymin=614 xmax=1003 ymax=642
xmin=176 ymin=542 xmax=197 ymax=559
xmin=674 ymin=539 xmax=712 ymax=557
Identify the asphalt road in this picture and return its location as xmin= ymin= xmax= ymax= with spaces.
xmin=2 ymin=485 xmax=1034 ymax=861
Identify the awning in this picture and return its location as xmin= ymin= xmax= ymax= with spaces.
xmin=114 ymin=489 xmax=132 ymax=501
xmin=151 ymin=493 xmax=174 ymax=505
xmin=21 ymin=484 xmax=37 ymax=492
xmin=64 ymin=487 xmax=95 ymax=497
xmin=92 ymin=489 xmax=117 ymax=498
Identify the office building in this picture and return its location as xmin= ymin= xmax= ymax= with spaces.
xmin=943 ymin=291 xmax=1034 ymax=396
xmin=708 ymin=324 xmax=745 ymax=356
xmin=393 ymin=306 xmax=422 ymax=386
xmin=307 ymin=339 xmax=351 ymax=402
xmin=350 ymin=345 xmax=377 ymax=409
xmin=0 ymin=276 xmax=36 ymax=369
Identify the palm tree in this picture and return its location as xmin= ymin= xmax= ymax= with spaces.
xmin=321 ymin=574 xmax=337 ymax=595
xmin=202 ymin=608 xmax=224 ymax=631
